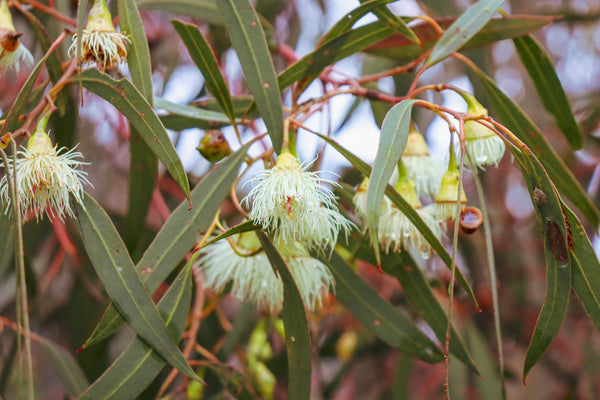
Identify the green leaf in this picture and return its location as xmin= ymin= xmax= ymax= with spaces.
xmin=510 ymin=149 xmax=571 ymax=381
xmin=75 ymin=0 xmax=88 ymax=69
xmin=79 ymin=68 xmax=189 ymax=200
xmin=513 ymin=34 xmax=583 ymax=149
xmin=279 ymin=21 xmax=394 ymax=91
xmin=371 ymin=249 xmax=479 ymax=373
xmin=468 ymin=64 xmax=599 ymax=226
xmin=217 ymin=0 xmax=284 ymax=153
xmin=80 ymin=143 xmax=249 ymax=348
xmin=358 ymin=0 xmax=419 ymax=44
xmin=37 ymin=337 xmax=89 ymax=397
xmin=203 ymin=220 xmax=260 ymax=247
xmin=257 ymin=232 xmax=311 ymax=400
xmin=172 ymin=20 xmax=237 ymax=127
xmin=320 ymin=251 xmax=445 ymax=363
xmin=566 ymin=205 xmax=600 ymax=335
xmin=78 ymin=263 xmax=193 ymax=400
xmin=75 ymin=193 xmax=200 ymax=383
xmin=308 ymin=131 xmax=478 ymax=306
xmin=19 ymin=7 xmax=69 ymax=115
xmin=425 ymin=0 xmax=505 ymax=67
xmin=118 ymin=0 xmax=158 ymax=257
xmin=367 ymin=15 xmax=556 ymax=60
xmin=366 ymin=99 xmax=414 ymax=264
xmin=137 ymin=0 xmax=222 ymax=24
xmin=321 ymin=0 xmax=396 ymax=43
xmin=155 ymin=97 xmax=236 ymax=130
xmin=0 ymin=50 xmax=52 ymax=135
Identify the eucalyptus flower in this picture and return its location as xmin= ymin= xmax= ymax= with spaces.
xmin=0 ymin=118 xmax=90 ymax=221
xmin=0 ymin=0 xmax=33 ymax=73
xmin=244 ymin=152 xmax=352 ymax=249
xmin=199 ymin=232 xmax=334 ymax=312
xmin=68 ymin=0 xmax=130 ymax=70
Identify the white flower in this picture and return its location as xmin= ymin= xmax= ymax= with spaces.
xmin=0 ymin=1 xmax=33 ymax=74
xmin=67 ymin=0 xmax=129 ymax=70
xmin=378 ymin=204 xmax=440 ymax=258
xmin=244 ymin=152 xmax=352 ymax=248
xmin=353 ymin=177 xmax=391 ymax=222
xmin=199 ymin=232 xmax=334 ymax=312
xmin=434 ymin=156 xmax=467 ymax=221
xmin=463 ymin=119 xmax=506 ymax=168
xmin=0 ymin=131 xmax=90 ymax=221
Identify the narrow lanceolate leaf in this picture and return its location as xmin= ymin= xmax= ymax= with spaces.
xmin=75 ymin=193 xmax=200 ymax=383
xmin=358 ymin=0 xmax=419 ymax=44
xmin=367 ymin=16 xmax=556 ymax=60
xmin=309 ymin=131 xmax=478 ymax=306
xmin=217 ymin=0 xmax=284 ymax=153
xmin=203 ymin=220 xmax=260 ymax=247
xmin=510 ymin=150 xmax=571 ymax=382
xmin=355 ymin=245 xmax=479 ymax=373
xmin=75 ymin=0 xmax=89 ymax=70
xmin=366 ymin=99 xmax=414 ymax=264
xmin=78 ymin=264 xmax=192 ymax=400
xmin=155 ymin=97 xmax=236 ymax=130
xmin=0 ymin=50 xmax=52 ymax=135
xmin=37 ymin=337 xmax=89 ymax=397
xmin=79 ymin=68 xmax=189 ymax=200
xmin=321 ymin=0 xmax=396 ymax=43
xmin=172 ymin=20 xmax=237 ymax=126
xmin=118 ymin=0 xmax=158 ymax=256
xmin=257 ymin=233 xmax=311 ymax=400
xmin=425 ymin=0 xmax=505 ymax=67
xmin=513 ymin=34 xmax=583 ymax=149
xmin=321 ymin=251 xmax=445 ymax=363
xmin=137 ymin=0 xmax=222 ymax=25
xmin=81 ymin=144 xmax=249 ymax=348
xmin=566 ymin=204 xmax=600 ymax=335
xmin=468 ymin=65 xmax=599 ymax=226
xmin=279 ymin=21 xmax=394 ymax=91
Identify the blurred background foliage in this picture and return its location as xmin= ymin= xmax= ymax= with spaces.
xmin=1 ymin=0 xmax=600 ymax=399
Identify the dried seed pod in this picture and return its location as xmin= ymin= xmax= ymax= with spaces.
xmin=459 ymin=206 xmax=483 ymax=234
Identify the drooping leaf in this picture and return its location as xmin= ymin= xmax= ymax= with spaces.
xmin=320 ymin=251 xmax=445 ymax=363
xmin=278 ymin=21 xmax=394 ymax=92
xmin=257 ymin=232 xmax=311 ymax=400
xmin=509 ymin=149 xmax=571 ymax=381
xmin=321 ymin=0 xmax=396 ymax=43
xmin=202 ymin=220 xmax=260 ymax=248
xmin=118 ymin=0 xmax=158 ymax=258
xmin=468 ymin=64 xmax=599 ymax=226
xmin=566 ymin=205 xmax=600 ymax=335
xmin=352 ymin=242 xmax=479 ymax=373
xmin=172 ymin=20 xmax=237 ymax=126
xmin=137 ymin=0 xmax=222 ymax=24
xmin=217 ymin=0 xmax=284 ymax=153
xmin=79 ymin=68 xmax=189 ymax=200
xmin=366 ymin=99 xmax=414 ymax=264
xmin=78 ymin=263 xmax=192 ymax=400
xmin=37 ymin=337 xmax=89 ymax=397
xmin=81 ymin=143 xmax=249 ymax=348
xmin=367 ymin=15 xmax=556 ymax=60
xmin=358 ymin=0 xmax=419 ymax=44
xmin=155 ymin=97 xmax=236 ymax=130
xmin=309 ymin=131 xmax=477 ymax=306
xmin=0 ymin=50 xmax=52 ymax=135
xmin=75 ymin=0 xmax=88 ymax=70
xmin=75 ymin=193 xmax=200 ymax=383
xmin=513 ymin=34 xmax=583 ymax=149
xmin=425 ymin=0 xmax=505 ymax=67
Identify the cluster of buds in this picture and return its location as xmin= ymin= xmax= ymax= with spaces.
xmin=0 ymin=0 xmax=32 ymax=74
xmin=354 ymin=95 xmax=503 ymax=259
xmin=68 ymin=0 xmax=130 ymax=71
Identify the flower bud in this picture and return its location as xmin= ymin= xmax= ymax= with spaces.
xmin=434 ymin=154 xmax=467 ymax=221
xmin=463 ymin=96 xmax=505 ymax=168
xmin=0 ymin=1 xmax=33 ymax=74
